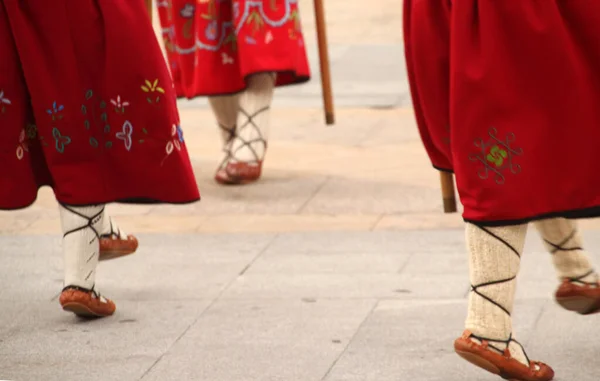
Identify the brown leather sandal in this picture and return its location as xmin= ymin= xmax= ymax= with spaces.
xmin=454 ymin=330 xmax=554 ymax=381
xmin=98 ymin=218 xmax=138 ymax=261
xmin=555 ymin=273 xmax=600 ymax=315
xmin=214 ymin=107 xmax=267 ymax=186
xmin=542 ymin=229 xmax=600 ymax=314
xmin=59 ymin=285 xmax=116 ymax=318
xmin=215 ymin=161 xmax=263 ymax=185
xmin=99 ymin=233 xmax=138 ymax=261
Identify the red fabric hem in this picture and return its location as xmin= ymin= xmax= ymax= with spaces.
xmin=0 ymin=184 xmax=200 ymax=211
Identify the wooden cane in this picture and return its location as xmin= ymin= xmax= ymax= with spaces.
xmin=440 ymin=172 xmax=457 ymax=213
xmin=313 ymin=0 xmax=335 ymax=125
xmin=146 ymin=0 xmax=153 ymax=21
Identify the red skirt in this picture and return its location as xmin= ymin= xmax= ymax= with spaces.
xmin=158 ymin=0 xmax=310 ymax=97
xmin=0 ymin=0 xmax=200 ymax=210
xmin=404 ymin=0 xmax=600 ymax=225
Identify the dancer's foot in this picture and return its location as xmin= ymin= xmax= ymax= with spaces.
xmin=460 ymin=224 xmax=553 ymax=381
xmin=454 ymin=330 xmax=554 ymax=381
xmin=214 ymin=73 xmax=273 ymax=186
xmin=555 ymin=277 xmax=600 ymax=315
xmin=215 ymin=161 xmax=263 ymax=185
xmin=59 ymin=286 xmax=115 ymax=318
xmin=535 ymin=218 xmax=600 ymax=314
xmin=99 ymin=217 xmax=138 ymax=261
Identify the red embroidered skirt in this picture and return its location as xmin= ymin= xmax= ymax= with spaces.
xmin=158 ymin=0 xmax=310 ymax=97
xmin=0 ymin=0 xmax=200 ymax=210
xmin=404 ymin=0 xmax=600 ymax=225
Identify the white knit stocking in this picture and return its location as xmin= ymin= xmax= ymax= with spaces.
xmin=465 ymin=223 xmax=530 ymax=367
xmin=59 ymin=204 xmax=104 ymax=290
xmin=534 ymin=218 xmax=598 ymax=285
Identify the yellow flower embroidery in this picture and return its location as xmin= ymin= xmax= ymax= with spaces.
xmin=141 ymin=79 xmax=165 ymax=94
xmin=141 ymin=79 xmax=165 ymax=104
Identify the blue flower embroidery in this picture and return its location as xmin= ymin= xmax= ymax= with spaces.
xmin=46 ymin=101 xmax=65 ymax=121
xmin=246 ymin=36 xmax=257 ymax=45
xmin=52 ymin=127 xmax=71 ymax=153
xmin=176 ymin=125 xmax=184 ymax=143
xmin=206 ymin=21 xmax=218 ymax=40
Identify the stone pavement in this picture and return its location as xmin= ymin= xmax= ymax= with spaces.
xmin=1 ymin=1 xmax=600 ymax=380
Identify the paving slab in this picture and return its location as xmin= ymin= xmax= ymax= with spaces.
xmin=265 ymin=230 xmax=465 ymax=254
xmin=140 ymin=299 xmax=376 ymax=381
xmin=0 ymin=301 xmax=210 ymax=381
xmin=323 ymin=299 xmax=550 ymax=381
xmin=0 ymin=230 xmax=599 ymax=380
xmin=527 ymin=306 xmax=600 ymax=381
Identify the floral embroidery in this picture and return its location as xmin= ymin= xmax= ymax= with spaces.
xmin=469 ymin=127 xmax=523 ymax=185
xmin=181 ymin=3 xmax=195 ymax=18
xmin=81 ymin=89 xmax=113 ymax=149
xmin=233 ymin=2 xmax=240 ymax=18
xmin=264 ymin=31 xmax=273 ymax=44
xmin=165 ymin=124 xmax=182 ymax=154
xmin=16 ymin=129 xmax=28 ymax=160
xmin=162 ymin=0 xmax=303 ymax=54
xmin=224 ymin=32 xmax=237 ymax=51
xmin=110 ymin=96 xmax=130 ymax=114
xmin=183 ymin=19 xmax=195 ymax=39
xmin=176 ymin=125 xmax=184 ymax=142
xmin=221 ymin=52 xmax=234 ymax=64
xmin=288 ymin=9 xmax=303 ymax=41
xmin=247 ymin=9 xmax=265 ymax=35
xmin=165 ymin=0 xmax=174 ymax=22
xmin=206 ymin=21 xmax=218 ymax=40
xmin=290 ymin=8 xmax=301 ymax=31
xmin=138 ymin=128 xmax=149 ymax=144
xmin=163 ymin=36 xmax=176 ymax=53
xmin=52 ymin=127 xmax=71 ymax=154
xmin=46 ymin=101 xmax=64 ymax=121
xmin=26 ymin=124 xmax=37 ymax=139
xmin=160 ymin=123 xmax=185 ymax=165
xmin=44 ymin=100 xmax=70 ymax=152
xmin=15 ymin=124 xmax=38 ymax=159
xmin=199 ymin=0 xmax=216 ymax=20
xmin=141 ymin=79 xmax=165 ymax=104
xmin=0 ymin=90 xmax=11 ymax=113
xmin=116 ymin=121 xmax=133 ymax=151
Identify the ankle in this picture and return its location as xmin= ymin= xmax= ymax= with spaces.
xmin=466 ymin=330 xmax=530 ymax=367
xmin=560 ymin=270 xmax=599 ymax=286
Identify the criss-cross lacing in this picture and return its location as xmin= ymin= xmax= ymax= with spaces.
xmin=467 ymin=226 xmax=534 ymax=365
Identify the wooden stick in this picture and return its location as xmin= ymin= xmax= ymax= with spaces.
xmin=146 ymin=0 xmax=153 ymax=21
xmin=440 ymin=172 xmax=457 ymax=213
xmin=313 ymin=0 xmax=335 ymax=125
